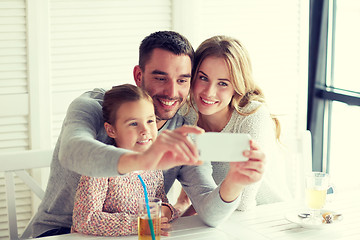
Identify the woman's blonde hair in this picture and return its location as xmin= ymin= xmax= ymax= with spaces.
xmin=191 ymin=35 xmax=281 ymax=140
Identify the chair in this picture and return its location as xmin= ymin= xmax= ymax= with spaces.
xmin=0 ymin=149 xmax=53 ymax=240
xmin=281 ymin=130 xmax=313 ymax=200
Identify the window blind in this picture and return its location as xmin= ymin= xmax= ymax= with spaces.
xmin=0 ymin=1 xmax=31 ymax=238
xmin=50 ymin=0 xmax=172 ymax=145
xmin=1 ymin=0 xmax=173 ymax=238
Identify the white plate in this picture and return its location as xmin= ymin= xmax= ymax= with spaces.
xmin=285 ymin=209 xmax=343 ymax=229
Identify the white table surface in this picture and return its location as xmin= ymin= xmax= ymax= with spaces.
xmin=36 ymin=190 xmax=360 ymax=240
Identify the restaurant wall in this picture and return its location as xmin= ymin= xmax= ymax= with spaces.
xmin=0 ymin=0 xmax=308 ymax=238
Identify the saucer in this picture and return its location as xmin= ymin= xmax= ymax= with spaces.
xmin=285 ymin=209 xmax=343 ymax=229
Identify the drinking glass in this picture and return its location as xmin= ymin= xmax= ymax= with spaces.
xmin=305 ymin=172 xmax=329 ymax=224
xmin=138 ymin=197 xmax=161 ymax=240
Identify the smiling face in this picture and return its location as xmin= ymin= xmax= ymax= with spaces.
xmin=193 ymin=57 xmax=235 ymax=118
xmin=105 ymin=99 xmax=157 ymax=152
xmin=134 ymin=48 xmax=192 ymax=123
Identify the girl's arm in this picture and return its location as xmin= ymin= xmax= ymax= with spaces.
xmin=72 ymin=176 xmax=137 ymax=237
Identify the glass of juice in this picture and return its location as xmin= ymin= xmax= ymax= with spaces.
xmin=305 ymin=172 xmax=330 ymax=224
xmin=138 ymin=197 xmax=161 ymax=240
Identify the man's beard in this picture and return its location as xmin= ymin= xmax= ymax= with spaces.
xmin=153 ymin=95 xmax=183 ymax=120
xmin=141 ymin=77 xmax=183 ymax=120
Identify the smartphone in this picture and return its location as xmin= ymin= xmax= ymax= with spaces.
xmin=190 ymin=132 xmax=251 ymax=162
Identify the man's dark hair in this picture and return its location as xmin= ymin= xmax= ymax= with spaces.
xmin=139 ymin=31 xmax=194 ymax=71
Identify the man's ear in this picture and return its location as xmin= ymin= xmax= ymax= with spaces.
xmin=104 ymin=122 xmax=116 ymax=138
xmin=133 ymin=65 xmax=143 ymax=87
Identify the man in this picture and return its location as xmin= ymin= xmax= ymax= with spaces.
xmin=24 ymin=31 xmax=265 ymax=238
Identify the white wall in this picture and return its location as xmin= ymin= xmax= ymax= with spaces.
xmin=0 ymin=0 xmax=308 ymax=238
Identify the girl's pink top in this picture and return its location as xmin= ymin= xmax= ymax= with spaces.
xmin=71 ymin=170 xmax=177 ymax=236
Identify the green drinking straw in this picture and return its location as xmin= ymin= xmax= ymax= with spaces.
xmin=137 ymin=175 xmax=156 ymax=240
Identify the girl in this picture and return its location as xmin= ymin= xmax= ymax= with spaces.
xmin=176 ymin=35 xmax=290 ymax=214
xmin=72 ymin=84 xmax=177 ymax=236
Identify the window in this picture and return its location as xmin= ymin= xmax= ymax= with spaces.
xmin=308 ymin=0 xmax=360 ymax=192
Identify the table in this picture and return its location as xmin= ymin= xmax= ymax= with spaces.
xmin=218 ymin=190 xmax=360 ymax=240
xmin=37 ymin=190 xmax=360 ymax=240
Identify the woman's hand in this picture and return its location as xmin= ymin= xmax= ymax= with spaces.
xmin=228 ymin=139 xmax=265 ymax=185
xmin=219 ymin=139 xmax=266 ymax=202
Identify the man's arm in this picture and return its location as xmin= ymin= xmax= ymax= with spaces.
xmin=177 ymin=163 xmax=241 ymax=227
xmin=117 ymin=126 xmax=204 ymax=173
xmin=58 ymin=91 xmax=128 ymax=177
xmin=58 ymin=91 xmax=204 ymax=177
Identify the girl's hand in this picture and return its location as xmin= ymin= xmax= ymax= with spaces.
xmin=160 ymin=205 xmax=172 ymax=236
xmin=160 ymin=216 xmax=171 ymax=236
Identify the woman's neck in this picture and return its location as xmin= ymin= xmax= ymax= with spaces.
xmin=197 ymin=107 xmax=233 ymax=132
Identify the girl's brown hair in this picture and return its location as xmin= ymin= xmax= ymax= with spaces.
xmin=102 ymin=84 xmax=153 ymax=125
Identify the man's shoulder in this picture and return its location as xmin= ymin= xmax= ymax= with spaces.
xmin=69 ymin=88 xmax=106 ymax=108
xmin=161 ymin=113 xmax=187 ymax=131
xmin=79 ymin=88 xmax=107 ymax=101
xmin=64 ymin=88 xmax=108 ymax=124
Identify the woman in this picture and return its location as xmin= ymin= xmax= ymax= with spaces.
xmin=176 ymin=36 xmax=290 ymax=214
